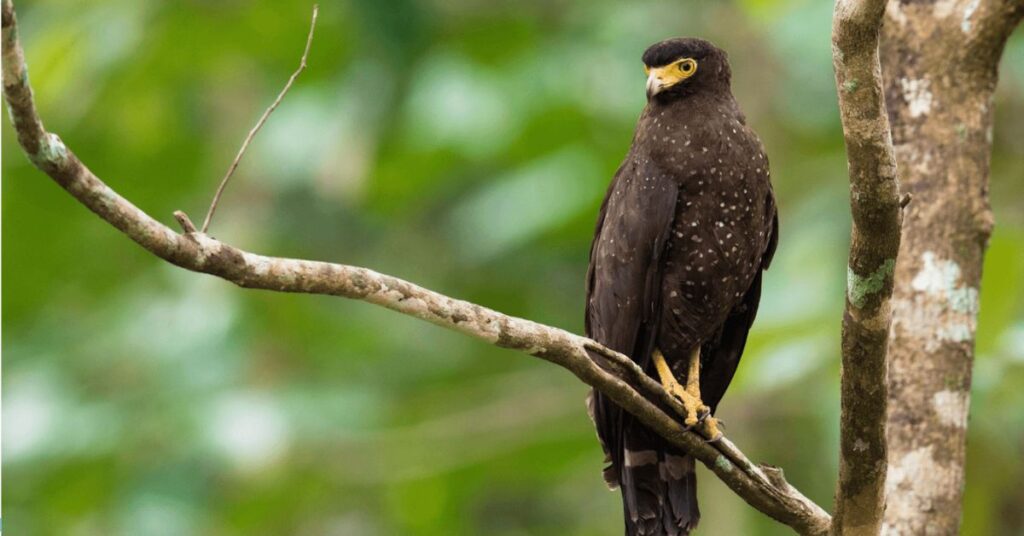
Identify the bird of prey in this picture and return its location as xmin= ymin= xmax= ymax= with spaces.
xmin=585 ymin=38 xmax=778 ymax=535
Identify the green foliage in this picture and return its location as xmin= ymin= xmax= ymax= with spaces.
xmin=3 ymin=0 xmax=1023 ymax=534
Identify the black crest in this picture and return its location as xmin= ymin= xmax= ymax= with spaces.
xmin=642 ymin=37 xmax=721 ymax=67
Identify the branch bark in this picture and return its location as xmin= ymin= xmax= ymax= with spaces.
xmin=880 ymin=1 xmax=1023 ymax=533
xmin=831 ymin=0 xmax=904 ymax=533
xmin=0 ymin=1 xmax=831 ymax=533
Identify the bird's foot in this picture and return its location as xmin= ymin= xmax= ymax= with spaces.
xmin=675 ymin=390 xmax=720 ymax=441
xmin=664 ymin=382 xmax=710 ymax=430
xmin=697 ymin=414 xmax=723 ymax=443
xmin=652 ymin=348 xmax=717 ymax=438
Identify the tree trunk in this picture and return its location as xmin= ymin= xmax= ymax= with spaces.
xmin=880 ymin=1 xmax=1022 ymax=533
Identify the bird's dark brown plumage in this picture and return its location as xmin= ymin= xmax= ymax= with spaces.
xmin=585 ymin=37 xmax=778 ymax=536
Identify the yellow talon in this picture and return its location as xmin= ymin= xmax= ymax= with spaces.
xmin=653 ymin=347 xmax=719 ymax=440
xmin=700 ymin=415 xmax=723 ymax=442
xmin=653 ymin=349 xmax=702 ymax=427
xmin=685 ymin=346 xmax=701 ymax=400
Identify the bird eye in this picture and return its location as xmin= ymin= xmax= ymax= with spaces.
xmin=679 ymin=59 xmax=696 ymax=74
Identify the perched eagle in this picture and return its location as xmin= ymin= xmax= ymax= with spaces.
xmin=585 ymin=38 xmax=778 ymax=535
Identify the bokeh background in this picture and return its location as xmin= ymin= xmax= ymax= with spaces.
xmin=3 ymin=0 xmax=1023 ymax=534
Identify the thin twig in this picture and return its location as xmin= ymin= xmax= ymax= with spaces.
xmin=899 ymin=193 xmax=912 ymax=209
xmin=200 ymin=4 xmax=319 ymax=233
xmin=173 ymin=210 xmax=198 ymax=233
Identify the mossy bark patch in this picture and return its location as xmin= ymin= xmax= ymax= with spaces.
xmin=847 ymin=258 xmax=895 ymax=308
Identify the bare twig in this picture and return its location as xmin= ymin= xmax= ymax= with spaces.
xmin=200 ymin=4 xmax=319 ymax=233
xmin=898 ymin=193 xmax=911 ymax=209
xmin=831 ymin=0 xmax=904 ymax=533
xmin=1 ymin=2 xmax=831 ymax=533
xmin=173 ymin=210 xmax=198 ymax=233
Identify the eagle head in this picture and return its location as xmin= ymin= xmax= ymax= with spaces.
xmin=641 ymin=38 xmax=731 ymax=101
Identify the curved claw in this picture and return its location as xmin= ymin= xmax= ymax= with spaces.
xmin=696 ymin=414 xmax=723 ymax=442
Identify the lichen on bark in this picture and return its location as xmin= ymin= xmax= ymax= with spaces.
xmin=847 ymin=258 xmax=896 ymax=308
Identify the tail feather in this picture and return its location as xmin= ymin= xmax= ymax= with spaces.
xmin=588 ymin=389 xmax=699 ymax=535
xmin=662 ymin=454 xmax=698 ymax=532
xmin=621 ymin=447 xmax=699 ymax=536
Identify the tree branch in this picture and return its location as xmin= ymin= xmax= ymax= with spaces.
xmin=0 ymin=1 xmax=831 ymax=533
xmin=831 ymin=0 xmax=904 ymax=533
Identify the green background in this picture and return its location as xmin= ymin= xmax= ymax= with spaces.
xmin=3 ymin=1 xmax=1023 ymax=534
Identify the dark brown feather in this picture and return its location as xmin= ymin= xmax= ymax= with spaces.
xmin=585 ymin=37 xmax=777 ymax=536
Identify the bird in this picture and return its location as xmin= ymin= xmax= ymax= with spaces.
xmin=584 ymin=37 xmax=778 ymax=535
